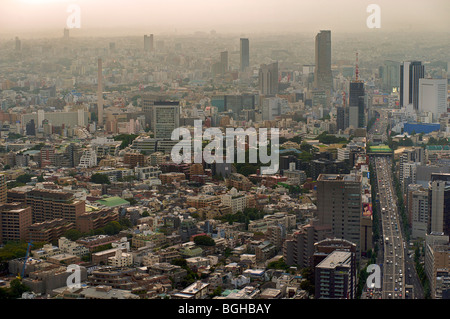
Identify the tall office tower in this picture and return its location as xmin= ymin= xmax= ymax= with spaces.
xmin=153 ymin=102 xmax=180 ymax=139
xmin=240 ymin=38 xmax=249 ymax=72
xmin=97 ymin=58 xmax=104 ymax=127
xmin=336 ymin=106 xmax=349 ymax=131
xmin=258 ymin=62 xmax=279 ymax=95
xmin=220 ymin=51 xmax=228 ymax=74
xmin=429 ymin=173 xmax=450 ymax=236
xmin=314 ymin=30 xmax=332 ymax=92
xmin=419 ymin=78 xmax=448 ymax=121
xmin=400 ymin=61 xmax=425 ymax=110
xmin=0 ymin=203 xmax=32 ymax=244
xmin=15 ymin=37 xmax=21 ymax=52
xmin=348 ymin=82 xmax=365 ymax=128
xmin=315 ymin=250 xmax=355 ymax=299
xmin=380 ymin=60 xmax=400 ymax=93
xmin=316 ymin=174 xmax=362 ymax=260
xmin=144 ymin=34 xmax=154 ymax=52
xmin=409 ymin=186 xmax=429 ymax=239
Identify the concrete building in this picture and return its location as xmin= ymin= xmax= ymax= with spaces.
xmin=108 ymin=249 xmax=133 ymax=268
xmin=259 ymin=62 xmax=278 ymax=95
xmin=58 ymin=237 xmax=89 ymax=257
xmin=424 ymin=233 xmax=450 ymax=299
xmin=316 ymin=174 xmax=362 ymax=260
xmin=240 ymin=38 xmax=249 ymax=72
xmin=409 ymin=186 xmax=429 ymax=239
xmin=400 ymin=61 xmax=425 ymax=110
xmin=314 ymin=30 xmax=332 ymax=92
xmin=152 ymin=102 xmax=180 ymax=139
xmin=7 ymin=188 xmax=86 ymax=225
xmin=315 ymin=250 xmax=354 ymax=299
xmin=429 ymin=173 xmax=450 ymax=236
xmin=283 ymin=219 xmax=332 ymax=268
xmin=221 ymin=187 xmax=247 ymax=214
xmin=418 ymin=78 xmax=447 ymax=121
xmin=0 ymin=202 xmax=32 ymax=243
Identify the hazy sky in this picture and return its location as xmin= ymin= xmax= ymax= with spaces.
xmin=1 ymin=0 xmax=449 ymax=37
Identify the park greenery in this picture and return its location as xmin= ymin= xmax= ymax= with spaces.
xmin=113 ymin=133 xmax=139 ymax=149
xmin=90 ymin=173 xmax=111 ymax=185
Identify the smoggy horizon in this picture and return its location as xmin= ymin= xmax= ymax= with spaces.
xmin=1 ymin=0 xmax=449 ymax=39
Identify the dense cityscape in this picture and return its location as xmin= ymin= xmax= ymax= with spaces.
xmin=0 ymin=0 xmax=449 ymax=305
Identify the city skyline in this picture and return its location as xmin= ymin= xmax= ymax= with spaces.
xmin=1 ymin=0 xmax=449 ymax=38
xmin=0 ymin=0 xmax=448 ymax=304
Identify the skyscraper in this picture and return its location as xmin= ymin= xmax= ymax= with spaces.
xmin=144 ymin=34 xmax=154 ymax=52
xmin=97 ymin=58 xmax=104 ymax=127
xmin=429 ymin=173 xmax=450 ymax=237
xmin=348 ymin=82 xmax=365 ymax=128
xmin=418 ymin=78 xmax=447 ymax=121
xmin=240 ymin=38 xmax=249 ymax=72
xmin=259 ymin=62 xmax=279 ymax=96
xmin=153 ymin=102 xmax=180 ymax=139
xmin=381 ymin=60 xmax=400 ymax=93
xmin=400 ymin=61 xmax=425 ymax=110
xmin=220 ymin=51 xmax=228 ymax=75
xmin=316 ymin=174 xmax=362 ymax=260
xmin=314 ymin=30 xmax=332 ymax=92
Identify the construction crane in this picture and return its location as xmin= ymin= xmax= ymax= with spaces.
xmin=17 ymin=241 xmax=33 ymax=280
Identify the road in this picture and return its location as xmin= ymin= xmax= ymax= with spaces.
xmin=366 ymin=109 xmax=424 ymax=299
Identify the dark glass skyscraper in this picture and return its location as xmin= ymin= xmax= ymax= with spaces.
xmin=240 ymin=38 xmax=249 ymax=72
xmin=400 ymin=61 xmax=425 ymax=110
xmin=314 ymin=30 xmax=332 ymax=92
xmin=349 ymin=81 xmax=365 ymax=128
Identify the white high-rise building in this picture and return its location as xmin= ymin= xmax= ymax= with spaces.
xmin=419 ymin=78 xmax=447 ymax=121
xmin=152 ymin=102 xmax=180 ymax=139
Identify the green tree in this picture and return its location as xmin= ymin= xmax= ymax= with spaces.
xmin=194 ymin=235 xmax=215 ymax=246
xmin=7 ymin=279 xmax=29 ymax=299
xmin=64 ymin=229 xmax=83 ymax=241
xmin=90 ymin=173 xmax=111 ymax=184
xmin=267 ymin=258 xmax=289 ymax=271
xmin=16 ymin=174 xmax=33 ymax=184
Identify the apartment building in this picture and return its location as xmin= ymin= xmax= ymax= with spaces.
xmin=76 ymin=208 xmax=119 ymax=233
xmin=0 ymin=202 xmax=32 ymax=243
xmin=7 ymin=187 xmax=85 ymax=225
xmin=425 ymin=233 xmax=450 ymax=299
xmin=315 ymin=250 xmax=354 ymax=299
